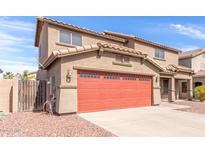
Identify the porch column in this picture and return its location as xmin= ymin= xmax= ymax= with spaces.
xmin=169 ymin=77 xmax=175 ymax=102
xmin=187 ymin=78 xmax=193 ymax=100
xmin=152 ymin=75 xmax=161 ymax=105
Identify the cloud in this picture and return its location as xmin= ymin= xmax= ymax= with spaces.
xmin=0 ymin=17 xmax=35 ymax=31
xmin=170 ymin=24 xmax=205 ymax=40
xmin=0 ymin=17 xmax=37 ymax=77
xmin=0 ymin=29 xmax=34 ymax=53
xmin=0 ymin=59 xmax=37 ymax=75
xmin=179 ymin=45 xmax=200 ymax=52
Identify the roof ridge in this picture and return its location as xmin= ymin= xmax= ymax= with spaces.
xmin=166 ymin=64 xmax=194 ymax=73
xmin=35 ymin=17 xmax=127 ymax=47
xmin=104 ymin=31 xmax=181 ymax=53
xmin=179 ymin=48 xmax=205 ymax=59
xmin=40 ymin=17 xmax=103 ymax=35
xmin=180 ymin=48 xmax=205 ymax=54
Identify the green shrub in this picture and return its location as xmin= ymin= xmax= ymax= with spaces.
xmin=0 ymin=112 xmax=7 ymax=121
xmin=194 ymin=85 xmax=205 ymax=101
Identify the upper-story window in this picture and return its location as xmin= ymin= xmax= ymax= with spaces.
xmin=59 ymin=31 xmax=82 ymax=46
xmin=72 ymin=33 xmax=82 ymax=46
xmin=155 ymin=49 xmax=165 ymax=59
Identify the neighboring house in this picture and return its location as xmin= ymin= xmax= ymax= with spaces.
xmin=34 ymin=17 xmax=193 ymax=114
xmin=179 ymin=48 xmax=205 ymax=88
xmin=27 ymin=71 xmax=37 ymax=80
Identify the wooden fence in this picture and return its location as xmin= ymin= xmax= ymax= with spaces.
xmin=18 ymin=80 xmax=47 ymax=112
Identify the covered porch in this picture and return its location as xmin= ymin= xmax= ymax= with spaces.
xmin=159 ymin=66 xmax=194 ymax=102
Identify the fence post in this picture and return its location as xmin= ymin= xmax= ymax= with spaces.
xmin=12 ymin=78 xmax=19 ymax=112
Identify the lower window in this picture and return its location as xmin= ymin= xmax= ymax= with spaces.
xmin=182 ymin=82 xmax=187 ymax=93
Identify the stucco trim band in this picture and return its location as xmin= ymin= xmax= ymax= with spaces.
xmin=73 ymin=66 xmax=156 ymax=76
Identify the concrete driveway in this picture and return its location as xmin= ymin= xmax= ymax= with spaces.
xmin=79 ymin=103 xmax=205 ymax=137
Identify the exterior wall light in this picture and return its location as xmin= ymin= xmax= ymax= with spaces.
xmin=66 ymin=70 xmax=72 ymax=83
xmin=155 ymin=75 xmax=159 ymax=83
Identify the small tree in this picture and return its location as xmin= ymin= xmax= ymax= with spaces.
xmin=3 ymin=72 xmax=14 ymax=79
xmin=194 ymin=85 xmax=205 ymax=102
xmin=21 ymin=70 xmax=29 ymax=80
xmin=15 ymin=73 xmax=22 ymax=80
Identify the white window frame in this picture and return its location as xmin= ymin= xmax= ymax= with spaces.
xmin=59 ymin=31 xmax=82 ymax=46
xmin=72 ymin=32 xmax=82 ymax=46
xmin=59 ymin=31 xmax=71 ymax=44
xmin=181 ymin=82 xmax=188 ymax=93
xmin=155 ymin=49 xmax=165 ymax=59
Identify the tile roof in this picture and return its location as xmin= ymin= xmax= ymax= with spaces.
xmin=193 ymin=70 xmax=205 ymax=77
xmin=97 ymin=42 xmax=144 ymax=56
xmin=35 ymin=17 xmax=127 ymax=47
xmin=42 ymin=43 xmax=166 ymax=71
xmin=166 ymin=64 xmax=194 ymax=73
xmin=179 ymin=48 xmax=205 ymax=59
xmin=42 ymin=42 xmax=193 ymax=74
xmin=104 ymin=31 xmax=182 ymax=53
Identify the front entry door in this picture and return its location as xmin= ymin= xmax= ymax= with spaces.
xmin=161 ymin=79 xmax=169 ymax=100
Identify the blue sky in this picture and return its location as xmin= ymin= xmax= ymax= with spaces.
xmin=0 ymin=16 xmax=205 ymax=75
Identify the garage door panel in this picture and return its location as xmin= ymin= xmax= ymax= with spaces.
xmin=77 ymin=70 xmax=152 ymax=113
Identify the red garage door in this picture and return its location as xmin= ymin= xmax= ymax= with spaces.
xmin=77 ymin=70 xmax=152 ymax=113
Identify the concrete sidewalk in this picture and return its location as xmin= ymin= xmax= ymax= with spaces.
xmin=79 ymin=103 xmax=205 ymax=137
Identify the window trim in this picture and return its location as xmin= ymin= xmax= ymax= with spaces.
xmin=154 ymin=49 xmax=165 ymax=59
xmin=58 ymin=30 xmax=82 ymax=46
xmin=181 ymin=82 xmax=188 ymax=93
xmin=59 ymin=31 xmax=71 ymax=44
xmin=72 ymin=32 xmax=82 ymax=46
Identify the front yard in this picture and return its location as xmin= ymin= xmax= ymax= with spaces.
xmin=0 ymin=112 xmax=115 ymax=137
xmin=1 ymin=100 xmax=205 ymax=137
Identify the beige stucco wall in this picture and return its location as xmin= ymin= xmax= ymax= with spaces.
xmin=39 ymin=23 xmax=48 ymax=64
xmin=134 ymin=41 xmax=179 ymax=67
xmin=55 ymin=50 xmax=161 ymax=114
xmin=192 ymin=53 xmax=205 ymax=72
xmin=193 ymin=77 xmax=205 ymax=85
xmin=180 ymin=53 xmax=205 ymax=73
xmin=174 ymin=71 xmax=192 ymax=80
xmin=47 ymin=59 xmax=61 ymax=113
xmin=46 ymin=24 xmax=124 ymax=59
xmin=0 ymin=79 xmax=18 ymax=113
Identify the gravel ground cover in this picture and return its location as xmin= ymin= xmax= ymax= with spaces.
xmin=173 ymin=100 xmax=205 ymax=115
xmin=0 ymin=112 xmax=115 ymax=137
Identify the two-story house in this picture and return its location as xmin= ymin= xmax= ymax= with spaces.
xmin=179 ymin=48 xmax=205 ymax=88
xmin=35 ymin=17 xmax=194 ymax=114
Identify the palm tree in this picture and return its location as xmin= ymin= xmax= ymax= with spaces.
xmin=3 ymin=72 xmax=14 ymax=79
